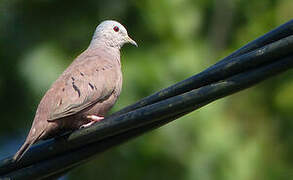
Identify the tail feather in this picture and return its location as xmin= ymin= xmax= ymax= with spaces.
xmin=13 ymin=140 xmax=33 ymax=162
xmin=13 ymin=129 xmax=45 ymax=162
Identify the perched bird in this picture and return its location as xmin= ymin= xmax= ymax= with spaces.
xmin=13 ymin=20 xmax=137 ymax=161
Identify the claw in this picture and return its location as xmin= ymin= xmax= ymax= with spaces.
xmin=79 ymin=115 xmax=104 ymax=129
xmin=80 ymin=121 xmax=95 ymax=128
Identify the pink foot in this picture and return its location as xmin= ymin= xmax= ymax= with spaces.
xmin=80 ymin=115 xmax=104 ymax=128
xmin=86 ymin=115 xmax=104 ymax=122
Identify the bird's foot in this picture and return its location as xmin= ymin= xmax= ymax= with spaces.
xmin=86 ymin=115 xmax=104 ymax=122
xmin=80 ymin=115 xmax=104 ymax=128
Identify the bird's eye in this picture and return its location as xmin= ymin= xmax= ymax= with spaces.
xmin=113 ymin=26 xmax=119 ymax=32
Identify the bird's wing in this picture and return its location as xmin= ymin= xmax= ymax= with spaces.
xmin=47 ymin=55 xmax=119 ymax=121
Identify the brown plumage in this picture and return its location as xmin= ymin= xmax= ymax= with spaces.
xmin=13 ymin=20 xmax=137 ymax=161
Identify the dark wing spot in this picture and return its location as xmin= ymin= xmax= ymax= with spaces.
xmin=102 ymin=67 xmax=105 ymax=70
xmin=96 ymin=68 xmax=99 ymax=72
xmin=80 ymin=72 xmax=84 ymax=76
xmin=62 ymin=88 xmax=65 ymax=92
xmin=88 ymin=83 xmax=95 ymax=90
xmin=72 ymin=82 xmax=81 ymax=97
xmin=71 ymin=77 xmax=75 ymax=81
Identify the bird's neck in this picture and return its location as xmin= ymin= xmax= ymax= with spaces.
xmin=87 ymin=41 xmax=121 ymax=66
xmin=90 ymin=36 xmax=122 ymax=49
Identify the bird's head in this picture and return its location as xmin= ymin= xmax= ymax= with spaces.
xmin=91 ymin=20 xmax=137 ymax=49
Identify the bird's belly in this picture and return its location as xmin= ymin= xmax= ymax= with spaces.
xmin=58 ymin=94 xmax=118 ymax=131
xmin=85 ymin=94 xmax=118 ymax=117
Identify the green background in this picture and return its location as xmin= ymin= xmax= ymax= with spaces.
xmin=0 ymin=0 xmax=293 ymax=179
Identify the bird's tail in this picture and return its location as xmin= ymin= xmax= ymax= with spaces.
xmin=13 ymin=129 xmax=45 ymax=162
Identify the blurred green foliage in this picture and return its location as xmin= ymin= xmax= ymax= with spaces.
xmin=0 ymin=0 xmax=293 ymax=179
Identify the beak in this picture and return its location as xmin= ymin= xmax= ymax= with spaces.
xmin=126 ymin=36 xmax=138 ymax=47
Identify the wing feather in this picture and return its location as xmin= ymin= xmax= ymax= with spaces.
xmin=47 ymin=55 xmax=118 ymax=121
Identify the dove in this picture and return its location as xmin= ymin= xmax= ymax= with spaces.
xmin=13 ymin=20 xmax=137 ymax=161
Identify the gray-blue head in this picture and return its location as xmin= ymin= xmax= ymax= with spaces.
xmin=91 ymin=20 xmax=137 ymax=49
